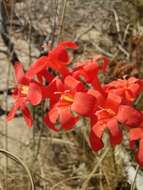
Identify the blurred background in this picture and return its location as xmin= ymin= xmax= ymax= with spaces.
xmin=0 ymin=0 xmax=143 ymax=189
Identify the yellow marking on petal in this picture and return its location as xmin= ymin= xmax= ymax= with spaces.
xmin=106 ymin=108 xmax=116 ymax=116
xmin=21 ymin=85 xmax=29 ymax=95
xmin=61 ymin=95 xmax=74 ymax=103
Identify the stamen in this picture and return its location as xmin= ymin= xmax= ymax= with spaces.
xmin=20 ymin=85 xmax=29 ymax=95
xmin=61 ymin=95 xmax=74 ymax=103
xmin=54 ymin=90 xmax=70 ymax=95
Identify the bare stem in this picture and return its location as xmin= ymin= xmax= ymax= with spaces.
xmin=80 ymin=146 xmax=110 ymax=190
xmin=58 ymin=0 xmax=68 ymax=40
xmin=130 ymin=165 xmax=140 ymax=190
xmin=0 ymin=149 xmax=35 ymax=190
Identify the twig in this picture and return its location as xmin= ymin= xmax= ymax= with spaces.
xmin=0 ymin=0 xmax=19 ymax=64
xmin=50 ymin=0 xmax=60 ymax=48
xmin=75 ymin=24 xmax=95 ymax=42
xmin=80 ymin=146 xmax=110 ymax=190
xmin=112 ymin=8 xmax=122 ymax=42
xmin=50 ymin=174 xmax=101 ymax=190
xmin=0 ymin=149 xmax=35 ymax=190
xmin=38 ymin=155 xmax=47 ymax=190
xmin=118 ymin=44 xmax=129 ymax=58
xmin=3 ymin=59 xmax=11 ymax=190
xmin=92 ymin=43 xmax=113 ymax=58
xmin=58 ymin=0 xmax=68 ymax=40
xmin=0 ymin=49 xmax=9 ymax=55
xmin=122 ymin=24 xmax=130 ymax=45
xmin=130 ymin=165 xmax=140 ymax=190
xmin=35 ymin=137 xmax=75 ymax=146
xmin=33 ymin=127 xmax=43 ymax=161
xmin=0 ymin=131 xmax=29 ymax=147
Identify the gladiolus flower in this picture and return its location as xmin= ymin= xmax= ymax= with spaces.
xmin=129 ymin=122 xmax=143 ymax=166
xmin=89 ymin=93 xmax=122 ymax=151
xmin=72 ymin=56 xmax=109 ymax=93
xmin=104 ymin=77 xmax=143 ymax=104
xmin=117 ymin=105 xmax=143 ymax=128
xmin=7 ymin=63 xmax=44 ymax=127
xmin=44 ymin=75 xmax=96 ymax=131
xmin=25 ymin=41 xmax=78 ymax=79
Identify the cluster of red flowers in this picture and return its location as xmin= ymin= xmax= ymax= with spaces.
xmin=7 ymin=41 xmax=143 ymax=166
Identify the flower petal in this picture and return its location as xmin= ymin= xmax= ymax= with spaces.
xmin=49 ymin=47 xmax=69 ymax=65
xmin=7 ymin=97 xmax=24 ymax=121
xmin=117 ymin=105 xmax=142 ymax=127
xmin=105 ymin=93 xmax=121 ymax=112
xmin=59 ymin=108 xmax=78 ymax=130
xmin=92 ymin=121 xmax=106 ymax=138
xmin=107 ymin=118 xmax=122 ymax=146
xmin=22 ymin=106 xmax=33 ymax=128
xmin=44 ymin=107 xmax=61 ymax=131
xmin=64 ymin=75 xmax=84 ymax=92
xmin=129 ymin=127 xmax=143 ymax=141
xmin=28 ymin=82 xmax=42 ymax=105
xmin=135 ymin=139 xmax=143 ymax=166
xmin=37 ymin=69 xmax=54 ymax=84
xmin=42 ymin=77 xmax=64 ymax=105
xmin=26 ymin=56 xmax=49 ymax=79
xmin=7 ymin=103 xmax=19 ymax=121
xmin=89 ymin=127 xmax=104 ymax=151
xmin=58 ymin=41 xmax=78 ymax=49
xmin=71 ymin=92 xmax=96 ymax=116
xmin=14 ymin=63 xmax=25 ymax=83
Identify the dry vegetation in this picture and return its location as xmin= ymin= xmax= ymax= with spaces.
xmin=0 ymin=0 xmax=143 ymax=189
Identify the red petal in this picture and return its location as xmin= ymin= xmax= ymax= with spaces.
xmin=58 ymin=41 xmax=78 ymax=49
xmin=107 ymin=118 xmax=122 ymax=146
xmin=100 ymin=56 xmax=109 ymax=73
xmin=7 ymin=101 xmax=20 ymax=121
xmin=83 ymin=61 xmax=99 ymax=80
xmin=26 ymin=56 xmax=49 ymax=79
xmin=45 ymin=105 xmax=78 ymax=131
xmin=91 ymin=75 xmax=105 ymax=94
xmin=37 ymin=69 xmax=54 ymax=84
xmin=117 ymin=105 xmax=142 ymax=127
xmin=48 ymin=47 xmax=71 ymax=76
xmin=92 ymin=121 xmax=106 ymax=138
xmin=22 ymin=106 xmax=33 ymax=128
xmin=44 ymin=107 xmax=61 ymax=131
xmin=129 ymin=128 xmax=143 ymax=141
xmin=105 ymin=93 xmax=121 ymax=112
xmin=71 ymin=92 xmax=96 ymax=116
xmin=128 ymin=77 xmax=139 ymax=84
xmin=88 ymin=89 xmax=105 ymax=109
xmin=28 ymin=82 xmax=42 ymax=105
xmin=128 ymin=83 xmax=140 ymax=97
xmin=135 ymin=139 xmax=143 ymax=166
xmin=7 ymin=97 xmax=24 ymax=121
xmin=64 ymin=75 xmax=84 ymax=92
xmin=59 ymin=108 xmax=78 ymax=130
xmin=89 ymin=127 xmax=104 ymax=151
xmin=96 ymin=110 xmax=112 ymax=120
xmin=14 ymin=63 xmax=25 ymax=83
xmin=49 ymin=47 xmax=69 ymax=65
xmin=43 ymin=77 xmax=64 ymax=105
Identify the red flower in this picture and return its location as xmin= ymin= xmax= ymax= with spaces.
xmin=44 ymin=75 xmax=96 ymax=131
xmin=25 ymin=41 xmax=77 ymax=79
xmin=89 ymin=93 xmax=122 ymax=151
xmin=104 ymin=77 xmax=143 ymax=104
xmin=7 ymin=63 xmax=43 ymax=127
xmin=117 ymin=105 xmax=143 ymax=128
xmin=129 ymin=122 xmax=143 ymax=166
xmin=72 ymin=56 xmax=109 ymax=93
